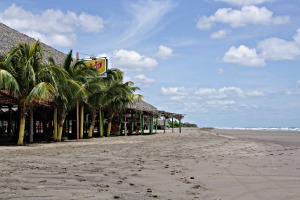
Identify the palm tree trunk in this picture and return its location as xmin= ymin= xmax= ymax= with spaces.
xmin=57 ymin=116 xmax=66 ymax=142
xmin=88 ymin=111 xmax=96 ymax=138
xmin=29 ymin=108 xmax=34 ymax=143
xmin=124 ymin=116 xmax=127 ymax=136
xmin=118 ymin=114 xmax=122 ymax=136
xmin=53 ymin=108 xmax=58 ymax=141
xmin=107 ymin=113 xmax=114 ymax=137
xmin=57 ymin=110 xmax=66 ymax=142
xmin=76 ymin=101 xmax=79 ymax=140
xmin=17 ymin=107 xmax=26 ymax=145
xmin=99 ymin=110 xmax=104 ymax=137
xmin=80 ymin=105 xmax=84 ymax=139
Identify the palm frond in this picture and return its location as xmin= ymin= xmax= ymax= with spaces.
xmin=0 ymin=69 xmax=20 ymax=95
xmin=26 ymin=82 xmax=56 ymax=103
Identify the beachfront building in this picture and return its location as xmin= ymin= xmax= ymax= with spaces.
xmin=0 ymin=22 xmax=184 ymax=145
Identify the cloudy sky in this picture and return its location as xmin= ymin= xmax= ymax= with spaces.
xmin=1 ymin=0 xmax=299 ymax=128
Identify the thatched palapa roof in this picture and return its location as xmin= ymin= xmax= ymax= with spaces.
xmin=0 ymin=22 xmax=66 ymax=64
xmin=128 ymin=100 xmax=159 ymax=114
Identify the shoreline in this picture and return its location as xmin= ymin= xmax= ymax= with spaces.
xmin=1 ymin=128 xmax=300 ymax=199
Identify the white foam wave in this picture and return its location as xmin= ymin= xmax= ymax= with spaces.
xmin=215 ymin=127 xmax=300 ymax=132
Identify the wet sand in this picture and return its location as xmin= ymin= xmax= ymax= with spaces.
xmin=214 ymin=129 xmax=300 ymax=147
xmin=0 ymin=128 xmax=300 ymax=199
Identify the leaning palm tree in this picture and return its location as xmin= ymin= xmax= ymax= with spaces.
xmin=0 ymin=41 xmax=57 ymax=145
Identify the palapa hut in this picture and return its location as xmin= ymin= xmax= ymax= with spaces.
xmin=0 ymin=22 xmax=67 ymax=142
xmin=126 ymin=100 xmax=159 ymax=134
xmin=0 ymin=22 xmax=185 ymax=144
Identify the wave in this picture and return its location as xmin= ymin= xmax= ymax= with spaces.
xmin=215 ymin=127 xmax=300 ymax=132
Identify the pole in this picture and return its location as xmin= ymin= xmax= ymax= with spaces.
xmin=29 ymin=108 xmax=33 ymax=143
xmin=131 ymin=113 xmax=134 ymax=134
xmin=101 ymin=111 xmax=105 ymax=137
xmin=139 ymin=112 xmax=142 ymax=134
xmin=76 ymin=52 xmax=79 ymax=140
xmin=179 ymin=119 xmax=182 ymax=133
xmin=118 ymin=114 xmax=122 ymax=136
xmin=155 ymin=117 xmax=158 ymax=134
xmin=99 ymin=110 xmax=103 ymax=137
xmin=150 ymin=116 xmax=153 ymax=134
xmin=172 ymin=117 xmax=174 ymax=133
xmin=141 ymin=113 xmax=144 ymax=135
xmin=164 ymin=116 xmax=166 ymax=133
xmin=80 ymin=106 xmax=84 ymax=139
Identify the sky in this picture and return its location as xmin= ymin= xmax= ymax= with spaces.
xmin=0 ymin=0 xmax=300 ymax=128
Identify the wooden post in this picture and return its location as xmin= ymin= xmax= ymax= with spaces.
xmin=124 ymin=115 xmax=127 ymax=136
xmin=149 ymin=115 xmax=153 ymax=134
xmin=164 ymin=116 xmax=166 ymax=133
xmin=172 ymin=117 xmax=174 ymax=133
xmin=155 ymin=117 xmax=158 ymax=134
xmin=118 ymin=114 xmax=122 ymax=136
xmin=53 ymin=108 xmax=58 ymax=141
xmin=80 ymin=106 xmax=84 ymax=139
xmin=29 ymin=108 xmax=33 ymax=143
xmin=99 ymin=110 xmax=103 ymax=137
xmin=139 ymin=112 xmax=142 ymax=135
xmin=76 ymin=52 xmax=79 ymax=140
xmin=102 ymin=111 xmax=105 ymax=136
xmin=179 ymin=119 xmax=182 ymax=133
xmin=131 ymin=113 xmax=134 ymax=134
xmin=8 ymin=105 xmax=12 ymax=135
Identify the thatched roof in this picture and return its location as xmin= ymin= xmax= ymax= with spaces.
xmin=0 ymin=22 xmax=66 ymax=64
xmin=159 ymin=111 xmax=185 ymax=120
xmin=128 ymin=100 xmax=158 ymax=114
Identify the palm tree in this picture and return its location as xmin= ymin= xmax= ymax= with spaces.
xmin=51 ymin=50 xmax=98 ymax=141
xmin=85 ymin=77 xmax=105 ymax=138
xmin=0 ymin=41 xmax=57 ymax=145
xmin=102 ymin=69 xmax=142 ymax=136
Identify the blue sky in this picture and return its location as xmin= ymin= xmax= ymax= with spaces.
xmin=1 ymin=0 xmax=300 ymax=128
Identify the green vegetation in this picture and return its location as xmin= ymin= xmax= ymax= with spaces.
xmin=0 ymin=41 xmax=142 ymax=145
xmin=169 ymin=121 xmax=198 ymax=128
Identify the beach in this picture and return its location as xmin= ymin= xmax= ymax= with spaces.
xmin=0 ymin=128 xmax=300 ymax=200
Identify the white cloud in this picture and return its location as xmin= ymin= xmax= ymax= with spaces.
xmin=246 ymin=90 xmax=265 ymax=97
xmin=258 ymin=37 xmax=300 ymax=60
xmin=217 ymin=67 xmax=224 ymax=74
xmin=115 ymin=0 xmax=176 ymax=48
xmin=78 ymin=13 xmax=104 ymax=33
xmin=206 ymin=100 xmax=236 ymax=106
xmin=211 ymin=29 xmax=230 ymax=39
xmin=160 ymin=87 xmax=187 ymax=95
xmin=294 ymin=29 xmax=300 ymax=44
xmin=195 ymin=88 xmax=217 ymax=96
xmin=25 ymin=31 xmax=77 ymax=48
xmin=223 ymin=45 xmax=265 ymax=67
xmin=155 ymin=45 xmax=173 ymax=59
xmin=0 ymin=3 xmax=104 ymax=47
xmin=160 ymin=86 xmax=265 ymax=112
xmin=223 ymin=28 xmax=300 ymax=66
xmin=219 ymin=87 xmax=245 ymax=97
xmin=196 ymin=6 xmax=289 ymax=30
xmin=216 ymin=0 xmax=274 ymax=6
xmin=131 ymin=74 xmax=155 ymax=87
xmin=112 ymin=49 xmax=158 ymax=71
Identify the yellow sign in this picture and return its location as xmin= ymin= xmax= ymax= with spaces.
xmin=84 ymin=59 xmax=107 ymax=75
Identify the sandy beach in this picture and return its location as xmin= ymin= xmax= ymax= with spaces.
xmin=1 ymin=128 xmax=300 ymax=200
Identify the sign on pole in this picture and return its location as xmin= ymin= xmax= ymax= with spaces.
xmin=84 ymin=58 xmax=107 ymax=77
